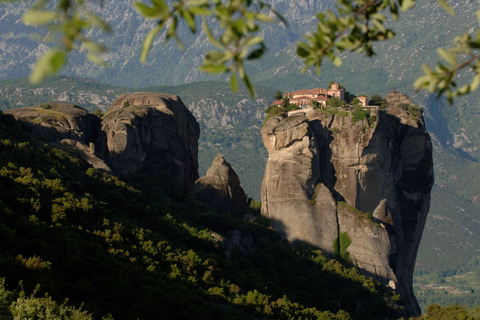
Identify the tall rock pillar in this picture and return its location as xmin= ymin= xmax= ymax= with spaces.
xmin=261 ymin=94 xmax=434 ymax=316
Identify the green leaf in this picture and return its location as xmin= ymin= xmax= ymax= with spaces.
xmin=199 ymin=64 xmax=229 ymax=73
xmin=437 ymin=48 xmax=456 ymax=65
xmin=202 ymin=19 xmax=224 ymax=49
xmin=22 ymin=10 xmax=59 ymax=26
xmin=242 ymin=36 xmax=263 ymax=48
xmin=436 ymin=0 xmax=454 ymax=15
xmin=82 ymin=40 xmax=106 ymax=53
xmin=470 ymin=74 xmax=480 ymax=91
xmin=86 ymin=12 xmax=112 ymax=32
xmin=297 ymin=44 xmax=310 ymax=58
xmin=30 ymin=49 xmax=66 ymax=84
xmin=140 ymin=24 xmax=163 ymax=63
xmin=332 ymin=55 xmax=342 ymax=67
xmin=181 ymin=9 xmax=196 ymax=32
xmin=255 ymin=13 xmax=275 ymax=22
xmin=389 ymin=1 xmax=399 ymax=20
xmin=400 ymin=0 xmax=415 ymax=12
xmin=413 ymin=75 xmax=429 ymax=91
xmin=87 ymin=53 xmax=106 ymax=66
xmin=247 ymin=47 xmax=265 ymax=60
xmin=205 ymin=51 xmax=225 ymax=63
xmin=189 ymin=7 xmax=211 ymax=15
xmin=187 ymin=0 xmax=209 ymax=5
xmin=134 ymin=2 xmax=163 ymax=19
xmin=243 ymin=73 xmax=255 ymax=98
xmin=258 ymin=1 xmax=287 ymax=25
xmin=230 ymin=74 xmax=238 ymax=93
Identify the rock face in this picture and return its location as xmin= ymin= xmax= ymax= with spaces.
xmin=6 ymin=93 xmax=200 ymax=192
xmin=261 ymin=93 xmax=434 ymax=316
xmin=97 ymin=92 xmax=200 ymax=189
xmin=193 ymin=155 xmax=247 ymax=216
xmin=5 ymin=102 xmax=100 ymax=144
xmin=5 ymin=102 xmax=110 ymax=172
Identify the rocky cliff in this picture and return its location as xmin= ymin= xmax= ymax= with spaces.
xmin=97 ymin=92 xmax=200 ymax=189
xmin=6 ymin=93 xmax=200 ymax=191
xmin=261 ymin=92 xmax=434 ymax=316
xmin=193 ymin=155 xmax=247 ymax=216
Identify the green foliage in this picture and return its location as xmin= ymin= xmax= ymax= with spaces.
xmin=308 ymin=183 xmax=323 ymax=207
xmin=11 ymin=0 xmax=480 ymax=103
xmin=92 ymin=109 xmax=104 ymax=119
xmin=414 ymin=303 xmax=480 ymax=320
xmin=40 ymin=103 xmax=51 ymax=110
xmin=327 ymin=97 xmax=347 ymax=108
xmin=351 ymin=105 xmax=367 ymax=124
xmin=263 ymin=106 xmax=286 ymax=126
xmin=337 ymin=202 xmax=379 ymax=227
xmin=397 ymin=103 xmax=423 ymax=118
xmin=274 ymin=90 xmax=283 ymax=101
xmin=286 ymin=104 xmax=300 ymax=112
xmin=368 ymin=94 xmax=386 ymax=108
xmin=333 ymin=232 xmax=352 ymax=264
xmin=0 ymin=106 xmax=400 ymax=319
xmin=0 ymin=280 xmax=92 ymax=320
xmin=414 ymin=24 xmax=480 ymax=103
xmin=248 ymin=200 xmax=261 ymax=215
xmin=136 ymin=0 xmax=284 ymax=96
xmin=122 ymin=101 xmax=130 ymax=109
xmin=264 ymin=105 xmax=274 ymax=114
xmin=20 ymin=2 xmax=110 ymax=84
xmin=281 ymin=96 xmax=290 ymax=108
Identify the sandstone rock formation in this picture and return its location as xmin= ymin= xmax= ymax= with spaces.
xmin=97 ymin=92 xmax=200 ymax=190
xmin=6 ymin=93 xmax=200 ymax=192
xmin=193 ymin=155 xmax=247 ymax=216
xmin=5 ymin=102 xmax=110 ymax=171
xmin=261 ymin=93 xmax=434 ymax=316
xmin=5 ymin=102 xmax=100 ymax=144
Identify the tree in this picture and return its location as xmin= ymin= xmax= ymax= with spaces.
xmin=368 ymin=94 xmax=386 ymax=107
xmin=7 ymin=0 xmax=480 ymax=102
xmin=274 ymin=90 xmax=283 ymax=101
xmin=352 ymin=98 xmax=362 ymax=108
xmin=327 ymin=97 xmax=342 ymax=108
xmin=281 ymin=96 xmax=290 ymax=108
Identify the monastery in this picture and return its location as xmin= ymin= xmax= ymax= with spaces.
xmin=272 ymin=83 xmax=369 ymax=108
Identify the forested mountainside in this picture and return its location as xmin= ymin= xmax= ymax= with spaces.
xmin=0 ymin=101 xmax=409 ymax=320
xmin=1 ymin=75 xmax=480 ymax=312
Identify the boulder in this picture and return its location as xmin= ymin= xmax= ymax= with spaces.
xmin=193 ymin=155 xmax=247 ymax=216
xmin=97 ymin=92 xmax=200 ymax=191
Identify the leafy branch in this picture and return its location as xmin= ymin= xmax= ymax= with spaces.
xmin=134 ymin=0 xmax=284 ymax=97
xmin=7 ymin=0 xmax=480 ymax=103
xmin=19 ymin=0 xmax=112 ymax=84
xmin=414 ymin=18 xmax=480 ymax=103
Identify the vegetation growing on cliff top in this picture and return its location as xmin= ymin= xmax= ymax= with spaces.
xmin=337 ymin=201 xmax=380 ymax=228
xmin=0 ymin=111 xmax=400 ymax=319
